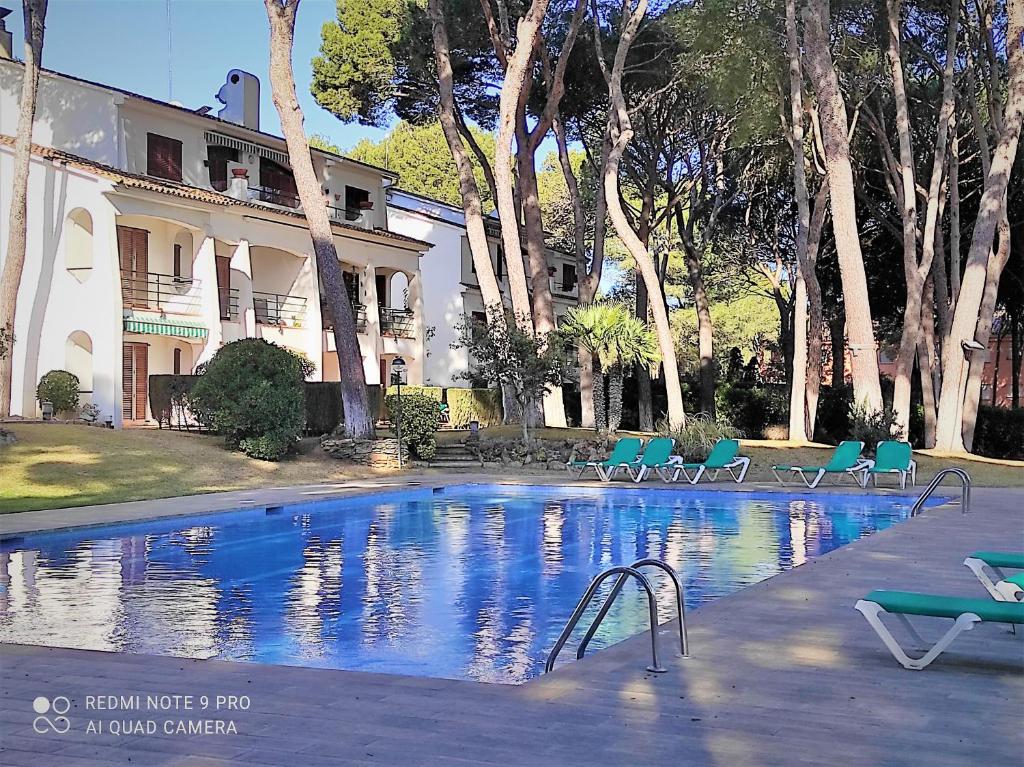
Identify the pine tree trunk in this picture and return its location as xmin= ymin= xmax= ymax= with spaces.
xmin=888 ymin=0 xmax=959 ymax=437
xmin=607 ymin=364 xmax=624 ymax=434
xmin=492 ymin=0 xmax=550 ymax=328
xmin=677 ymin=226 xmax=715 ymax=416
xmin=0 ymin=0 xmax=47 ymax=417
xmin=829 ymin=313 xmax=845 ymax=390
xmin=919 ymin=276 xmax=939 ymax=447
xmin=518 ymin=154 xmax=567 ymax=426
xmin=265 ymin=0 xmax=373 ymax=438
xmin=601 ymin=0 xmax=685 ymax=430
xmin=805 ymin=182 xmax=829 ymax=437
xmin=936 ymin=0 xmax=1023 ymax=451
xmin=635 ymin=185 xmax=655 ymax=430
xmin=802 ymin=0 xmax=883 ymax=412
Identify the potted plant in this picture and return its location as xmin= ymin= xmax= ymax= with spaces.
xmin=358 ymin=200 xmax=374 ymax=210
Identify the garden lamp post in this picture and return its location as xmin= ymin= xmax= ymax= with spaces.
xmin=391 ymin=356 xmax=407 ymax=468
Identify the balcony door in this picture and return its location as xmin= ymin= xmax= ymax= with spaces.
xmin=117 ymin=225 xmax=149 ymax=307
xmin=122 ymin=342 xmax=148 ymax=422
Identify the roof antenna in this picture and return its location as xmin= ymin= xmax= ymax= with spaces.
xmin=165 ymin=0 xmax=174 ymax=102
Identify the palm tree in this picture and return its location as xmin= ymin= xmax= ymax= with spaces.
xmin=606 ymin=312 xmax=660 ymax=433
xmin=561 ymin=303 xmax=659 ymax=433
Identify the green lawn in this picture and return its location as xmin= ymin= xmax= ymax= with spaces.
xmin=1 ymin=423 xmax=1020 ymax=514
xmin=0 ymin=423 xmax=388 ymax=513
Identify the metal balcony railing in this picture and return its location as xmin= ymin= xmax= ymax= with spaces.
xmin=219 ymin=287 xmax=240 ymax=321
xmin=248 ymin=185 xmax=301 ymax=209
xmin=380 ymin=307 xmax=415 ymax=339
xmin=121 ymin=271 xmax=202 ymax=314
xmin=321 ymin=301 xmax=368 ymax=333
xmin=253 ymin=291 xmax=308 ymax=327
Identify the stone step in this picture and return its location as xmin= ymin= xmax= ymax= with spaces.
xmin=428 ymin=459 xmax=483 ymax=469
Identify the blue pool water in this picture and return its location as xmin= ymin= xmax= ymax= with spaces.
xmin=0 ymin=485 xmax=932 ymax=683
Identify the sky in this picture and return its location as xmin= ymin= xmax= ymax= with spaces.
xmin=6 ymin=0 xmax=389 ymax=151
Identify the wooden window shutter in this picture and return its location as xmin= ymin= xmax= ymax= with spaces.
xmin=147 ymin=133 xmax=183 ymax=182
xmin=134 ymin=344 xmax=148 ymax=420
xmin=117 ymin=225 xmax=149 ymax=306
xmin=122 ymin=344 xmax=134 ymax=420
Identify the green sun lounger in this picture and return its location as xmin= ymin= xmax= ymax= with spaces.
xmin=964 ymin=551 xmax=1024 ymax=602
xmin=771 ymin=440 xmax=868 ymax=489
xmin=668 ymin=439 xmax=751 ymax=484
xmin=567 ymin=437 xmax=643 ymax=480
xmin=606 ymin=437 xmax=676 ymax=483
xmin=861 ymin=440 xmax=917 ymax=489
xmin=855 ymin=590 xmax=1024 ymax=669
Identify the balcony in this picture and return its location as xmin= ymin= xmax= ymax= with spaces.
xmin=121 ymin=271 xmax=202 ymax=314
xmin=253 ymin=291 xmax=308 ymax=327
xmin=380 ymin=307 xmax=415 ymax=339
xmin=321 ymin=300 xmax=368 ymax=333
xmin=327 ymin=205 xmax=374 ymax=229
xmin=248 ymin=185 xmax=300 ymax=210
xmin=219 ymin=287 xmax=240 ymax=321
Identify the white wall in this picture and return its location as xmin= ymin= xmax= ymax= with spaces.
xmin=386 ymin=206 xmax=469 ymax=387
xmin=0 ymin=61 xmax=120 ymax=166
xmin=0 ymin=147 xmax=123 ymax=422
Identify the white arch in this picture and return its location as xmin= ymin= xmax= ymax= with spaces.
xmin=65 ymin=208 xmax=93 ymax=283
xmin=65 ymin=331 xmax=94 ymax=397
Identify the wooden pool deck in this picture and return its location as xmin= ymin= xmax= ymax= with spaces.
xmin=0 ymin=482 xmax=1021 ymax=766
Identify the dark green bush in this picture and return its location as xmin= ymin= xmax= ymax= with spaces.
xmin=974 ymin=406 xmax=1024 ymax=460
xmin=815 ymin=384 xmax=853 ymax=443
xmin=847 ymin=401 xmax=899 ymax=454
xmin=190 ymin=339 xmax=308 ymax=461
xmin=384 ymin=392 xmax=440 ymax=459
xmin=36 ymin=370 xmax=80 ymax=414
xmin=149 ymin=374 xmax=200 ymax=428
xmin=715 ymin=383 xmax=787 ymax=438
xmin=446 ymin=388 xmax=502 ymax=427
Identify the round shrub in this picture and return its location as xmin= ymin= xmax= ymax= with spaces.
xmin=384 ymin=391 xmax=440 ymax=460
xmin=190 ymin=339 xmax=308 ymax=461
xmin=36 ymin=370 xmax=80 ymax=415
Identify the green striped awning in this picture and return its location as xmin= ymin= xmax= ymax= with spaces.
xmin=123 ymin=315 xmax=208 ymax=339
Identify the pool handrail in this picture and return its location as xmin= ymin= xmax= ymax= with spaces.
xmin=911 ymin=467 xmax=971 ymax=517
xmin=545 ymin=566 xmax=667 ymax=674
xmin=575 ymin=558 xmax=689 ymax=661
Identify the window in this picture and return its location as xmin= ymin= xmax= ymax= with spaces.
xmin=496 ymin=246 xmax=505 ymax=280
xmin=470 ymin=311 xmax=487 ymax=340
xmin=344 ymin=186 xmax=371 ymax=220
xmin=173 ymin=244 xmax=182 ymax=278
xmin=173 ymin=348 xmax=182 ymax=375
xmin=258 ymin=157 xmax=298 ymax=207
xmin=561 ymin=263 xmax=577 ymax=293
xmin=207 ymin=145 xmax=239 ymax=191
xmin=147 ymin=133 xmax=183 ymax=181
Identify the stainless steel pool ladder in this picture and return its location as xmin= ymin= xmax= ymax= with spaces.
xmin=544 ymin=559 xmax=689 ymax=674
xmin=911 ymin=467 xmax=972 ymax=517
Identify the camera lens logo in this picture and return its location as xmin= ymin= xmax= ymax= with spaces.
xmin=32 ymin=696 xmax=71 ymax=734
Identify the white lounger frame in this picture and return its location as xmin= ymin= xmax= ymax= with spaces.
xmin=854 ymin=599 xmax=982 ymax=670
xmin=858 ymin=460 xmax=918 ymax=489
xmin=963 ymin=556 xmax=1024 ymax=603
xmin=771 ymin=462 xmax=869 ymax=489
xmin=670 ymin=456 xmax=751 ymax=485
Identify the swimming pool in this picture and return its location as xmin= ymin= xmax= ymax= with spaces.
xmin=0 ymin=484 xmax=934 ymax=683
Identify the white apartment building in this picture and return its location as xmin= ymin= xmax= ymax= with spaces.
xmin=387 ymin=189 xmax=580 ymax=387
xmin=0 ymin=58 xmax=429 ymax=426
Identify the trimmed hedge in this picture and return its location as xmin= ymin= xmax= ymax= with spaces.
xmin=446 ymin=388 xmax=502 ymax=427
xmin=974 ymin=405 xmax=1024 ymax=460
xmin=385 ymin=385 xmax=443 ymax=401
xmin=304 ymin=383 xmax=384 ymax=435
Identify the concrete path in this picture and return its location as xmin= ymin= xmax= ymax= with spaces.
xmin=1 ymin=486 xmax=1021 ymax=766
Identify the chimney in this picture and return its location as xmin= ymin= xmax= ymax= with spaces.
xmin=227 ymin=163 xmax=250 ymax=201
xmin=0 ymin=8 xmax=13 ymax=60
xmin=215 ymin=69 xmax=260 ymax=131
